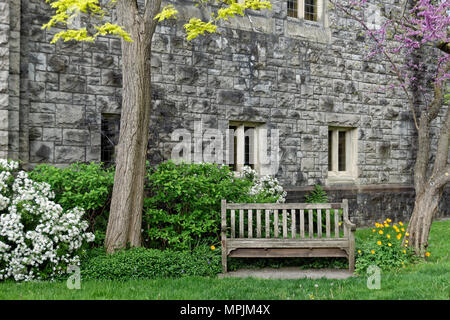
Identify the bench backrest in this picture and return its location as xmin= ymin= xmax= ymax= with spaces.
xmin=221 ymin=199 xmax=350 ymax=240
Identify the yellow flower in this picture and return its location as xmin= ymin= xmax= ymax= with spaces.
xmin=387 ymin=218 xmax=392 ymax=223
xmin=379 ymin=230 xmax=384 ymax=235
xmin=403 ymin=250 xmax=406 ymax=254
xmin=401 ymin=262 xmax=404 ymax=265
xmin=388 ymin=243 xmax=392 ymax=247
xmin=399 ymin=222 xmax=403 ymax=226
xmin=384 ymin=223 xmax=389 ymax=228
xmin=372 ymin=229 xmax=376 ymax=232
xmin=377 ymin=241 xmax=382 ymax=245
xmin=397 ymin=234 xmax=402 ymax=240
xmin=425 ymin=252 xmax=430 ymax=257
xmin=405 ymin=240 xmax=408 ymax=244
xmin=401 ymin=228 xmax=405 ymax=232
xmin=405 ymin=232 xmax=409 ymax=236
xmin=339 ymin=222 xmax=342 ymax=226
xmin=371 ymin=250 xmax=375 ymax=254
xmin=210 ymin=245 xmax=216 ymax=250
xmin=358 ymin=250 xmax=361 ymax=254
xmin=375 ymin=223 xmax=379 ymax=228
xmin=405 ymin=244 xmax=408 ymax=247
xmin=386 ymin=234 xmax=391 ymax=239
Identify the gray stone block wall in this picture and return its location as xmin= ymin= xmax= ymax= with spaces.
xmin=0 ymin=0 xmax=448 ymax=221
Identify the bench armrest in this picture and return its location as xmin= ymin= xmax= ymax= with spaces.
xmin=343 ymin=218 xmax=356 ymax=231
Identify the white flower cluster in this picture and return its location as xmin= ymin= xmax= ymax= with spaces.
xmin=241 ymin=166 xmax=287 ymax=203
xmin=0 ymin=159 xmax=94 ymax=281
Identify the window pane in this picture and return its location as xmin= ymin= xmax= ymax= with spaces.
xmin=328 ymin=130 xmax=332 ymax=171
xmin=287 ymin=0 xmax=298 ymax=18
xmin=229 ymin=126 xmax=237 ymax=172
xmin=304 ymin=0 xmax=317 ymax=21
xmin=244 ymin=127 xmax=254 ymax=170
xmin=338 ymin=131 xmax=346 ymax=171
xmin=101 ymin=114 xmax=120 ymax=166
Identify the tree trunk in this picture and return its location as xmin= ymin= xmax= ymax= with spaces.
xmin=105 ymin=0 xmax=159 ymax=253
xmin=405 ymin=186 xmax=442 ymax=255
xmin=405 ymin=88 xmax=449 ymax=256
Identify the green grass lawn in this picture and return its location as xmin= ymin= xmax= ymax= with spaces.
xmin=1 ymin=220 xmax=449 ymax=300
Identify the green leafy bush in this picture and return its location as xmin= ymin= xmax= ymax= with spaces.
xmin=81 ymin=245 xmax=221 ymax=280
xmin=304 ymin=184 xmax=328 ymax=203
xmin=355 ymin=219 xmax=418 ymax=274
xmin=29 ymin=162 xmax=115 ymax=246
xmin=143 ymin=161 xmax=285 ymax=250
xmin=304 ymin=185 xmax=341 ymax=234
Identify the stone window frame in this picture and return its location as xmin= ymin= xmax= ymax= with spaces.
xmin=228 ymin=121 xmax=265 ymax=174
xmin=326 ymin=127 xmax=358 ymax=184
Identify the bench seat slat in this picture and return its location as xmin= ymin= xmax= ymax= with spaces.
xmin=228 ymin=248 xmax=348 ymax=258
xmin=227 ymin=238 xmax=349 ymax=249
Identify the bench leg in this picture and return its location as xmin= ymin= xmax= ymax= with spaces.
xmin=221 ymin=240 xmax=227 ymax=273
xmin=222 ymin=253 xmax=227 ymax=273
xmin=348 ymin=251 xmax=355 ymax=273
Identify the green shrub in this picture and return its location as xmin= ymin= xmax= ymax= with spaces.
xmin=304 ymin=185 xmax=341 ymax=234
xmin=143 ymin=161 xmax=284 ymax=250
xmin=81 ymin=245 xmax=221 ymax=280
xmin=304 ymin=184 xmax=328 ymax=203
xmin=29 ymin=162 xmax=115 ymax=247
xmin=355 ymin=219 xmax=418 ymax=274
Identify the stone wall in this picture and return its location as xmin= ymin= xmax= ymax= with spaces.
xmin=0 ymin=0 xmax=448 ymax=224
xmin=286 ymin=185 xmax=450 ymax=227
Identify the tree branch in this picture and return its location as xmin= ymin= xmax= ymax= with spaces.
xmin=330 ymin=0 xmax=420 ymax=130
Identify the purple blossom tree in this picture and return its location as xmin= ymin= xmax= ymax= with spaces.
xmin=330 ymin=0 xmax=449 ymax=256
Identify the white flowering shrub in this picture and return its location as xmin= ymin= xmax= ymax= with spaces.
xmin=240 ymin=166 xmax=287 ymax=203
xmin=0 ymin=159 xmax=94 ymax=281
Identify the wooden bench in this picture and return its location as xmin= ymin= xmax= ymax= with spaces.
xmin=220 ymin=199 xmax=356 ymax=273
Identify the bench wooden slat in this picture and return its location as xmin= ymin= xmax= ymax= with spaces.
xmin=225 ymin=203 xmax=344 ymax=210
xmin=248 ymin=209 xmax=253 ymax=238
xmin=256 ymin=209 xmax=261 ymax=238
xmin=300 ymin=209 xmax=305 ymax=238
xmin=239 ymin=209 xmax=244 ymax=238
xmin=274 ymin=210 xmax=279 ymax=238
xmin=326 ymin=209 xmax=331 ymax=238
xmin=317 ymin=209 xmax=322 ymax=238
xmin=334 ymin=208 xmax=340 ymax=238
xmin=265 ymin=209 xmax=270 ymax=238
xmin=291 ymin=209 xmax=296 ymax=239
xmin=282 ymin=209 xmax=287 ymax=238
xmin=231 ymin=209 xmax=235 ymax=238
xmin=308 ymin=209 xmax=313 ymax=239
xmin=227 ymin=238 xmax=349 ymax=248
xmin=228 ymin=248 xmax=348 ymax=258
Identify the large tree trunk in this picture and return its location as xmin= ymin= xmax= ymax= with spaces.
xmin=406 ymin=186 xmax=442 ymax=254
xmin=405 ymin=86 xmax=449 ymax=256
xmin=105 ymin=0 xmax=161 ymax=253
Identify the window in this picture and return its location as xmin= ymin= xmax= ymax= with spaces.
xmin=228 ymin=122 xmax=262 ymax=173
xmin=304 ymin=0 xmax=317 ymax=21
xmin=287 ymin=0 xmax=321 ymax=22
xmin=101 ymin=114 xmax=120 ymax=166
xmin=287 ymin=0 xmax=298 ymax=18
xmin=327 ymin=127 xmax=358 ymax=183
